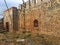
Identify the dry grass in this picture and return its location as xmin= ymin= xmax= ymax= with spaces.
xmin=26 ymin=34 xmax=60 ymax=45
xmin=0 ymin=32 xmax=60 ymax=45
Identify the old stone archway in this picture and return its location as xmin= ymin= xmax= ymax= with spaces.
xmin=6 ymin=22 xmax=9 ymax=32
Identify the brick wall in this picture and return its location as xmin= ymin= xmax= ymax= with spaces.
xmin=19 ymin=0 xmax=60 ymax=37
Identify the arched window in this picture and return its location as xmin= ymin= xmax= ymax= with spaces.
xmin=34 ymin=20 xmax=38 ymax=27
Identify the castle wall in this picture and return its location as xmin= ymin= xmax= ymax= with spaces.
xmin=19 ymin=0 xmax=60 ymax=37
xmin=3 ymin=0 xmax=60 ymax=37
xmin=4 ymin=8 xmax=13 ymax=32
xmin=4 ymin=7 xmax=18 ymax=32
xmin=56 ymin=0 xmax=60 ymax=4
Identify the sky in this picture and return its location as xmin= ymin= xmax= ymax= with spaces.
xmin=0 ymin=0 xmax=50 ymax=19
xmin=0 ymin=0 xmax=28 ymax=19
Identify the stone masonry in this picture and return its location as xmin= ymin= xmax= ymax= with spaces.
xmin=4 ymin=0 xmax=60 ymax=37
xmin=4 ymin=7 xmax=18 ymax=32
xmin=18 ymin=0 xmax=60 ymax=37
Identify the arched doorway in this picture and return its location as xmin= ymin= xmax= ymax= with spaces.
xmin=6 ymin=22 xmax=9 ymax=32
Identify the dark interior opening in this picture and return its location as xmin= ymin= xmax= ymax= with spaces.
xmin=34 ymin=20 xmax=38 ymax=27
xmin=6 ymin=22 xmax=9 ymax=32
